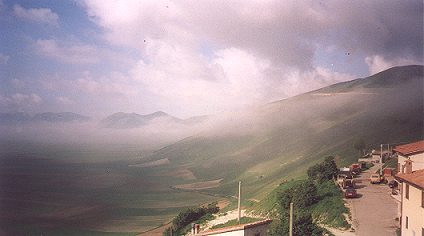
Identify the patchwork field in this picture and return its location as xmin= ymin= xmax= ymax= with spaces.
xmin=0 ymin=143 xmax=223 ymax=235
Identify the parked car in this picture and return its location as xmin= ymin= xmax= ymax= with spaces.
xmin=388 ymin=180 xmax=398 ymax=188
xmin=345 ymin=188 xmax=357 ymax=198
xmin=351 ymin=163 xmax=361 ymax=175
xmin=343 ymin=179 xmax=356 ymax=189
xmin=370 ymin=174 xmax=384 ymax=184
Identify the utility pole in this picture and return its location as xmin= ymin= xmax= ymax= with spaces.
xmin=289 ymin=202 xmax=293 ymax=236
xmin=238 ymin=181 xmax=242 ymax=224
xmin=380 ymin=144 xmax=383 ymax=176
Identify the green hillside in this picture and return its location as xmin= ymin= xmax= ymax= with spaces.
xmin=142 ymin=65 xmax=423 ymax=203
xmin=3 ymin=66 xmax=421 ymax=235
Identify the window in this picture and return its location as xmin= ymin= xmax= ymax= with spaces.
xmin=406 ymin=184 xmax=409 ymax=199
xmin=406 ymin=216 xmax=408 ymax=229
xmin=422 ymin=191 xmax=424 ymax=208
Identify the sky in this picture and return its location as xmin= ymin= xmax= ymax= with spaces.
xmin=0 ymin=0 xmax=422 ymax=118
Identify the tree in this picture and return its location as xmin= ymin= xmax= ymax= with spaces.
xmin=277 ymin=180 xmax=318 ymax=211
xmin=293 ymin=211 xmax=323 ymax=236
xmin=321 ymin=156 xmax=338 ymax=180
xmin=307 ymin=156 xmax=338 ymax=183
xmin=354 ymin=138 xmax=366 ymax=156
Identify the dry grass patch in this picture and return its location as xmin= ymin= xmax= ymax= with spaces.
xmin=154 ymin=168 xmax=196 ymax=180
xmin=129 ymin=158 xmax=170 ymax=168
xmin=174 ymin=179 xmax=223 ymax=190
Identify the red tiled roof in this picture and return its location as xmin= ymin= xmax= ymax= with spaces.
xmin=197 ymin=219 xmax=273 ymax=236
xmin=393 ymin=140 xmax=424 ymax=156
xmin=395 ymin=169 xmax=424 ymax=190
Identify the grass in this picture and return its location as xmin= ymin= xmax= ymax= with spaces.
xmin=311 ymin=181 xmax=350 ymax=229
xmin=251 ymin=179 xmax=349 ymax=229
xmin=210 ymin=217 xmax=263 ymax=229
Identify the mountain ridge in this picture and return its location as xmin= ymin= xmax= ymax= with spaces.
xmin=100 ymin=111 xmax=208 ymax=129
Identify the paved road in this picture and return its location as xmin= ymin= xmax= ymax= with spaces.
xmin=347 ymin=165 xmax=400 ymax=236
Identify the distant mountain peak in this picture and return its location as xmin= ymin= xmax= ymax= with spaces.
xmin=101 ymin=111 xmax=208 ymax=129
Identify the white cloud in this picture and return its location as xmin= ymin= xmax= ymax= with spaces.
xmin=13 ymin=4 xmax=59 ymax=27
xmin=56 ymin=96 xmax=75 ymax=106
xmin=0 ymin=93 xmax=42 ymax=109
xmin=0 ymin=53 xmax=9 ymax=64
xmin=34 ymin=39 xmax=136 ymax=66
xmin=34 ymin=39 xmax=99 ymax=64
xmin=365 ymin=55 xmax=420 ymax=75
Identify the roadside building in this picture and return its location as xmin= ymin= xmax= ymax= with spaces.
xmin=394 ymin=140 xmax=424 ymax=173
xmin=195 ymin=219 xmax=272 ymax=236
xmin=395 ymin=161 xmax=424 ymax=236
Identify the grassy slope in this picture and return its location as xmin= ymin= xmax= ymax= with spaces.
xmin=124 ymin=65 xmax=422 ymax=234
xmin=146 ymin=65 xmax=423 ymax=202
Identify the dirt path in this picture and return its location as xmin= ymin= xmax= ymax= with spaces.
xmin=346 ymin=165 xmax=400 ymax=236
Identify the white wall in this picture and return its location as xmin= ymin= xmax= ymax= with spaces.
xmin=397 ymin=152 xmax=424 ymax=173
xmin=401 ymin=183 xmax=424 ymax=236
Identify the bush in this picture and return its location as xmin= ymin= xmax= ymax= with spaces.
xmin=273 ymin=180 xmax=322 ymax=235
xmin=277 ymin=180 xmax=318 ymax=211
xmin=271 ymin=210 xmax=323 ymax=236
xmin=307 ymin=156 xmax=338 ymax=183
xmin=163 ymin=202 xmax=219 ymax=236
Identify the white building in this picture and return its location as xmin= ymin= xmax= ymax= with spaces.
xmin=395 ymin=160 xmax=424 ymax=236
xmin=394 ymin=140 xmax=424 ymax=173
xmin=196 ymin=219 xmax=272 ymax=236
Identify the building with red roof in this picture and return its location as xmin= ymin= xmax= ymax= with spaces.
xmin=395 ymin=159 xmax=424 ymax=236
xmin=394 ymin=140 xmax=424 ymax=173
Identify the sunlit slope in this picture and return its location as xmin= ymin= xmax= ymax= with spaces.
xmin=145 ymin=65 xmax=423 ymax=201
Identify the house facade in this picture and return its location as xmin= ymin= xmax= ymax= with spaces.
xmin=394 ymin=140 xmax=424 ymax=173
xmin=395 ymin=164 xmax=424 ymax=236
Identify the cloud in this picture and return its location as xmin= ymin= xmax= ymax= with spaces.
xmin=0 ymin=53 xmax=9 ymax=65
xmin=13 ymin=4 xmax=59 ymax=27
xmin=33 ymin=39 xmax=137 ymax=67
xmin=0 ymin=93 xmax=42 ymax=111
xmin=365 ymin=55 xmax=421 ymax=75
xmin=14 ymin=1 xmax=420 ymax=117
xmin=34 ymin=39 xmax=99 ymax=64
xmin=83 ymin=0 xmax=422 ymax=70
xmin=56 ymin=96 xmax=75 ymax=106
